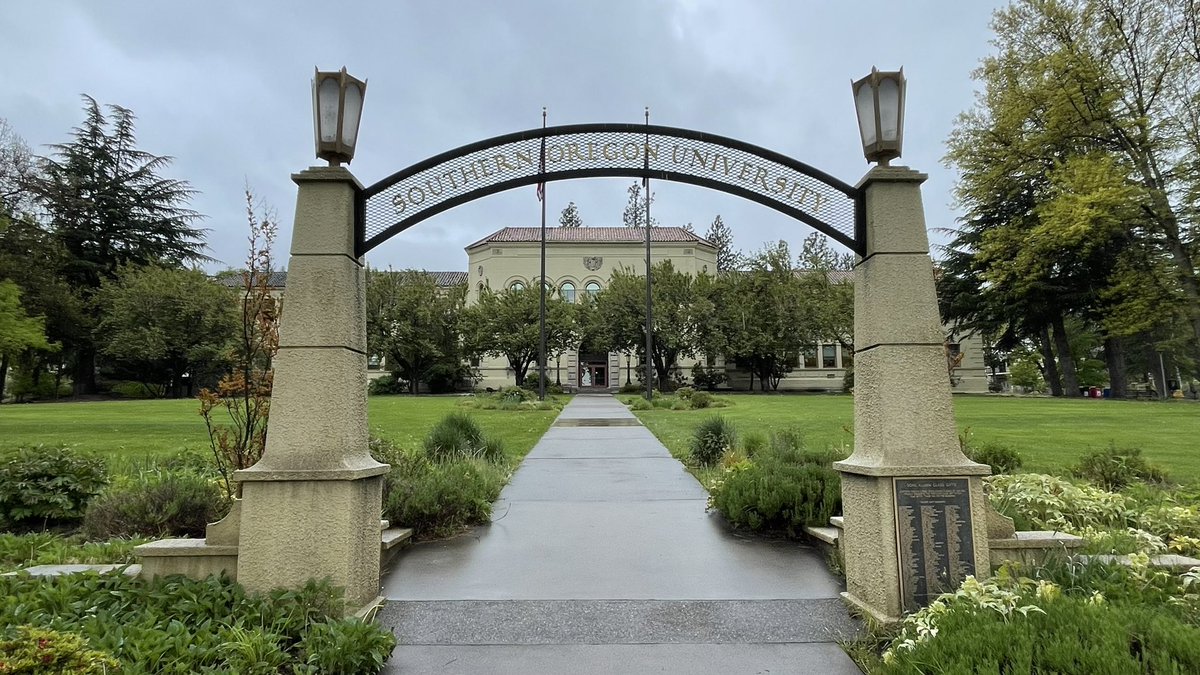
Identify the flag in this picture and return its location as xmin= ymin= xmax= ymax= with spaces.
xmin=536 ymin=134 xmax=546 ymax=202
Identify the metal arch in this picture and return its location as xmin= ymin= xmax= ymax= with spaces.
xmin=357 ymin=123 xmax=865 ymax=257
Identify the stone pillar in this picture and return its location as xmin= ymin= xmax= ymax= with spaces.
xmin=834 ymin=166 xmax=990 ymax=623
xmin=234 ymin=166 xmax=388 ymax=611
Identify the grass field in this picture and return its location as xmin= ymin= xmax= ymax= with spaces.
xmin=0 ymin=395 xmax=562 ymax=472
xmin=631 ymin=394 xmax=1200 ymax=483
xmin=3 ymin=393 xmax=1197 ymax=481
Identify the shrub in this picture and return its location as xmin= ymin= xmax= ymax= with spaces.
xmin=710 ymin=457 xmax=841 ymax=534
xmin=741 ymin=432 xmax=768 ymax=457
xmin=0 ymin=625 xmax=119 ymax=674
xmin=630 ymin=398 xmax=652 ymax=411
xmin=0 ymin=573 xmax=395 ymax=674
xmin=0 ymin=445 xmax=108 ymax=529
xmin=522 ymin=372 xmax=541 ymax=391
xmin=1073 ymin=444 xmax=1167 ymax=490
xmin=985 ymin=473 xmax=1131 ymax=532
xmin=422 ymin=412 xmax=502 ymax=463
xmin=82 ymin=472 xmax=231 ymax=540
xmin=109 ymin=380 xmax=158 ymax=399
xmin=619 ymin=381 xmax=643 ymax=394
xmin=368 ymin=375 xmax=407 ymax=396
xmin=691 ymin=363 xmax=726 ymax=391
xmin=690 ymin=391 xmax=713 ymax=409
xmin=670 ymin=399 xmax=690 ymax=410
xmin=690 ymin=416 xmax=737 ymax=466
xmin=381 ymin=455 xmax=504 ymax=538
xmin=7 ymin=370 xmax=72 ymax=402
xmin=967 ymin=442 xmax=1024 ymax=475
xmin=675 ymin=386 xmax=695 ymax=401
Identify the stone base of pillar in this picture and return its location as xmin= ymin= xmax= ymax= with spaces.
xmin=236 ymin=470 xmax=387 ymax=611
xmin=836 ymin=470 xmax=990 ymax=623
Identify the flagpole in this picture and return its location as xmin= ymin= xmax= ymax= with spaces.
xmin=538 ymin=107 xmax=548 ymax=402
xmin=644 ymin=106 xmax=654 ymax=401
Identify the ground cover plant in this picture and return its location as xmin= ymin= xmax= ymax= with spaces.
xmin=0 ymin=572 xmax=395 ymax=674
xmin=870 ymin=561 xmax=1200 ymax=674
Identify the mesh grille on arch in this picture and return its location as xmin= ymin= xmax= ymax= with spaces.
xmin=360 ymin=126 xmax=860 ymax=255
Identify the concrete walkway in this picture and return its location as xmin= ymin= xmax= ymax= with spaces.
xmin=380 ymin=394 xmax=861 ymax=674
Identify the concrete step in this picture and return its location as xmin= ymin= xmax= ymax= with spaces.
xmin=383 ymin=527 xmax=414 ymax=550
xmin=804 ymin=526 xmax=840 ymax=546
xmin=1077 ymin=553 xmax=1200 ymax=572
xmin=829 ymin=516 xmax=844 ymax=529
xmin=381 ymin=527 xmax=414 ymax=573
xmin=4 ymin=564 xmax=142 ymax=578
xmin=379 ymin=599 xmax=861 ymax=646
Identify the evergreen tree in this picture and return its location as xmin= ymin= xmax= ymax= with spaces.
xmin=621 ymin=181 xmax=657 ymax=228
xmin=559 ymin=201 xmax=584 ymax=228
xmin=29 ymin=96 xmax=209 ymax=393
xmin=704 ymin=215 xmax=738 ymax=272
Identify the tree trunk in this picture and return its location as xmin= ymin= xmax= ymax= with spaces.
xmin=1051 ymin=314 xmax=1081 ymax=397
xmin=1039 ymin=326 xmax=1063 ymax=397
xmin=0 ymin=354 xmax=8 ymax=403
xmin=73 ymin=344 xmax=97 ymax=395
xmin=1104 ymin=336 xmax=1128 ymax=399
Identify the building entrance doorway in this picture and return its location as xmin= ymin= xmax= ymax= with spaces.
xmin=579 ymin=353 xmax=608 ymax=389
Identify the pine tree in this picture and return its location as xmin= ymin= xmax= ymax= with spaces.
xmin=559 ymin=201 xmax=584 ymax=227
xmin=704 ymin=215 xmax=738 ymax=272
xmin=621 ymin=181 xmax=657 ymax=228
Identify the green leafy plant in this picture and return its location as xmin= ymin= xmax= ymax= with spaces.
xmin=0 ymin=445 xmax=108 ymax=529
xmin=741 ymin=431 xmax=767 ymax=457
xmin=689 ymin=391 xmax=713 ymax=409
xmin=298 ymin=618 xmax=397 ymax=673
xmin=0 ymin=625 xmax=120 ymax=674
xmin=422 ymin=412 xmax=503 ymax=463
xmin=1072 ymin=444 xmax=1168 ymax=490
xmin=709 ymin=457 xmax=841 ymax=534
xmin=690 ymin=416 xmax=737 ymax=466
xmin=81 ymin=471 xmax=231 ymax=540
xmin=367 ymin=375 xmax=406 ymax=396
xmin=0 ymin=533 xmax=146 ymax=574
xmin=967 ymin=442 xmax=1024 ymax=475
xmin=675 ymin=386 xmax=695 ymax=401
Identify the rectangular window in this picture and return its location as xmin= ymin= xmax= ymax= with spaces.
xmin=822 ymin=344 xmax=837 ymax=369
xmin=841 ymin=346 xmax=854 ymax=369
xmin=367 ymin=355 xmax=382 ymax=371
xmin=803 ymin=350 xmax=817 ymax=369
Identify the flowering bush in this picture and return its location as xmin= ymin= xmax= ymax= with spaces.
xmin=986 ymin=473 xmax=1200 ymax=556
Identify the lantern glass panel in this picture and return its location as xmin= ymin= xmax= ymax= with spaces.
xmin=317 ymin=78 xmax=340 ymax=143
xmin=878 ymin=78 xmax=901 ymax=141
xmin=855 ymin=83 xmax=877 ymax=147
xmin=341 ymin=83 xmax=363 ymax=146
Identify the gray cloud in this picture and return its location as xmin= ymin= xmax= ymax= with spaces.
xmin=3 ymin=0 xmax=1001 ymax=272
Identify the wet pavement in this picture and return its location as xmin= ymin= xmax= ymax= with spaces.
xmin=380 ymin=394 xmax=861 ymax=674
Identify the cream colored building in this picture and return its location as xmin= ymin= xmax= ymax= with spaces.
xmin=463 ymin=226 xmax=989 ymax=393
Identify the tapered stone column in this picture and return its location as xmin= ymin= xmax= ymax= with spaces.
xmin=235 ymin=166 xmax=388 ymax=611
xmin=835 ymin=166 xmax=990 ymax=623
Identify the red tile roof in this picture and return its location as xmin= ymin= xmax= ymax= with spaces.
xmin=467 ymin=226 xmax=715 ymax=250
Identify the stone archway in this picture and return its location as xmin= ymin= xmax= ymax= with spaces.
xmin=223 ymin=125 xmax=988 ymax=620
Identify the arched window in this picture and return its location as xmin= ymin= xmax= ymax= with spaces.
xmin=510 ymin=281 xmax=525 ymax=291
xmin=560 ymin=282 xmax=576 ymax=303
xmin=585 ymin=281 xmax=601 ymax=299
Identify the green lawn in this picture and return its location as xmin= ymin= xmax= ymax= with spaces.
xmin=0 ymin=395 xmax=562 ymax=471
xmin=631 ymin=394 xmax=1200 ymax=482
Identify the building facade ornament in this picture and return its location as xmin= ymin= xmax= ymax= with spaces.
xmin=583 ymin=256 xmax=603 ymax=271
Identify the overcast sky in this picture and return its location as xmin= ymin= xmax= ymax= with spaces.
xmin=3 ymin=1 xmax=1004 ymax=273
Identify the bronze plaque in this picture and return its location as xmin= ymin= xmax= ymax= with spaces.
xmin=893 ymin=477 xmax=976 ymax=613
